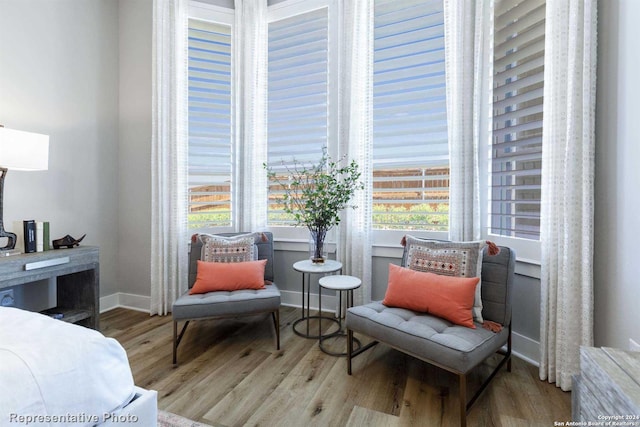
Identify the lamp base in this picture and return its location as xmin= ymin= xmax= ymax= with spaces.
xmin=0 ymin=167 xmax=17 ymax=251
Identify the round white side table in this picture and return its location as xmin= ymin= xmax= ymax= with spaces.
xmin=292 ymin=259 xmax=342 ymax=339
xmin=318 ymin=274 xmax=362 ymax=356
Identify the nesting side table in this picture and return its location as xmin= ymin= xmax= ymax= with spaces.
xmin=292 ymin=259 xmax=342 ymax=338
xmin=318 ymin=274 xmax=362 ymax=356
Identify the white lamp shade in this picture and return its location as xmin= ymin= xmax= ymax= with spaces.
xmin=0 ymin=127 xmax=49 ymax=171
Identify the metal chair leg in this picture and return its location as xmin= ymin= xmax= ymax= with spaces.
xmin=459 ymin=374 xmax=467 ymax=427
xmin=272 ymin=310 xmax=280 ymax=350
xmin=173 ymin=320 xmax=190 ymax=365
xmin=507 ymin=323 xmax=513 ymax=372
xmin=173 ymin=320 xmax=177 ymax=365
xmin=465 ymin=328 xmax=512 ymax=419
xmin=347 ymin=329 xmax=353 ymax=375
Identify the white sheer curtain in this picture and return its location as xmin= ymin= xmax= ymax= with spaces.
xmin=150 ymin=0 xmax=189 ymax=315
xmin=337 ymin=0 xmax=373 ymax=306
xmin=539 ymin=0 xmax=597 ymax=391
xmin=233 ymin=0 xmax=268 ymax=232
xmin=443 ymin=0 xmax=490 ymax=241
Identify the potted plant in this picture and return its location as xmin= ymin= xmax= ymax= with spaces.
xmin=264 ymin=150 xmax=363 ymax=263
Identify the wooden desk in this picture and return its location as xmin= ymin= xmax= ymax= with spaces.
xmin=0 ymin=246 xmax=99 ymax=329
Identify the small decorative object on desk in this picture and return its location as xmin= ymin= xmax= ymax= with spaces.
xmin=265 ymin=148 xmax=363 ymax=264
xmin=53 ymin=233 xmax=86 ymax=249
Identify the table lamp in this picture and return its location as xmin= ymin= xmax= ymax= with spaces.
xmin=0 ymin=125 xmax=49 ymax=251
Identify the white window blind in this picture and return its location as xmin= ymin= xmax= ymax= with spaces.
xmin=267 ymin=8 xmax=329 ymax=225
xmin=491 ymin=0 xmax=545 ymax=240
xmin=187 ymin=19 xmax=232 ymax=228
xmin=373 ymin=0 xmax=449 ymax=231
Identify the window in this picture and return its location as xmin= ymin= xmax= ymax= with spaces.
xmin=491 ymin=0 xmax=545 ymax=240
xmin=372 ymin=0 xmax=448 ymax=231
xmin=187 ymin=17 xmax=232 ymax=229
xmin=266 ymin=7 xmax=329 ymax=226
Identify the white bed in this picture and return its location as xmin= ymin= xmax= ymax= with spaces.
xmin=0 ymin=307 xmax=157 ymax=427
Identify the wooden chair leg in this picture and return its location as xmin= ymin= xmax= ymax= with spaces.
xmin=459 ymin=374 xmax=467 ymax=427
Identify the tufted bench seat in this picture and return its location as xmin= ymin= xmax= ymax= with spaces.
xmin=346 ymin=245 xmax=515 ymax=427
xmin=173 ymin=286 xmax=280 ymax=320
xmin=347 ymin=302 xmax=510 ymax=374
xmin=172 ymin=232 xmax=281 ymax=364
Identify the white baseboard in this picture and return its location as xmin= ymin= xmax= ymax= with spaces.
xmin=101 ymin=291 xmax=335 ymax=315
xmin=280 ymin=290 xmax=337 ymax=314
xmin=100 ymin=292 xmax=346 ymax=316
xmin=100 ymin=293 xmax=119 ymax=312
xmin=100 ymin=290 xmax=541 ymax=366
xmin=511 ymin=331 xmax=540 ymax=367
xmin=100 ymin=292 xmax=150 ymax=314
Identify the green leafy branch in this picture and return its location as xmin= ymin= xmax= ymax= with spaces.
xmin=264 ymin=149 xmax=364 ymax=236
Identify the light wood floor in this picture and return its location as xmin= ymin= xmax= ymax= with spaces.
xmin=101 ymin=307 xmax=571 ymax=427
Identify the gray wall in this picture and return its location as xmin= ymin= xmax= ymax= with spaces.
xmin=117 ymin=0 xmax=154 ymax=299
xmin=511 ymin=274 xmax=540 ymax=341
xmin=0 ymin=0 xmax=120 ymax=297
xmin=593 ymin=0 xmax=640 ymax=349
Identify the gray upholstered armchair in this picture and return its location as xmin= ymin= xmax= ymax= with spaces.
xmin=171 ymin=232 xmax=281 ymax=364
xmin=346 ymin=243 xmax=515 ymax=427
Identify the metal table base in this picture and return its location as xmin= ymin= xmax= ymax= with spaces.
xmin=318 ymin=275 xmax=362 ymax=357
xmin=292 ymin=259 xmax=342 ymax=339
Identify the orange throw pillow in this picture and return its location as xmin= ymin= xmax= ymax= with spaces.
xmin=382 ymin=263 xmax=479 ymax=328
xmin=190 ymin=259 xmax=267 ymax=294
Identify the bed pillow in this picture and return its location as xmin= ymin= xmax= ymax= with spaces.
xmin=401 ymin=235 xmax=485 ymax=323
xmin=383 ymin=264 xmax=479 ymax=328
xmin=190 ymin=259 xmax=267 ymax=294
xmin=198 ymin=232 xmax=265 ymax=263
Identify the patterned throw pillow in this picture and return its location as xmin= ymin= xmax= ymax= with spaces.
xmin=197 ymin=233 xmax=264 ymax=263
xmin=401 ymin=235 xmax=486 ymax=323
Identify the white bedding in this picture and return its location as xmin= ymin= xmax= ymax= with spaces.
xmin=0 ymin=307 xmax=135 ymax=427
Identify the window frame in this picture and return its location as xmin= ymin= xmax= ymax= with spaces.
xmin=373 ymin=0 xmax=543 ymax=272
xmin=186 ymin=0 xmax=543 ymax=273
xmin=371 ymin=0 xmax=450 ymax=249
xmin=187 ymin=1 xmax=235 ymax=234
xmin=484 ymin=0 xmax=542 ymax=274
xmin=189 ymin=1 xmax=234 ymax=26
xmin=265 ymin=0 xmax=339 ymax=244
xmin=490 ymin=0 xmax=545 ymax=242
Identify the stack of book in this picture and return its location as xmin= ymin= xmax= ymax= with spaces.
xmin=13 ymin=220 xmax=51 ymax=253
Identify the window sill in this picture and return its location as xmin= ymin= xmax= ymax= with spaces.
xmin=273 ymin=238 xmax=336 ymax=254
xmin=273 ymin=238 xmax=541 ymax=279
